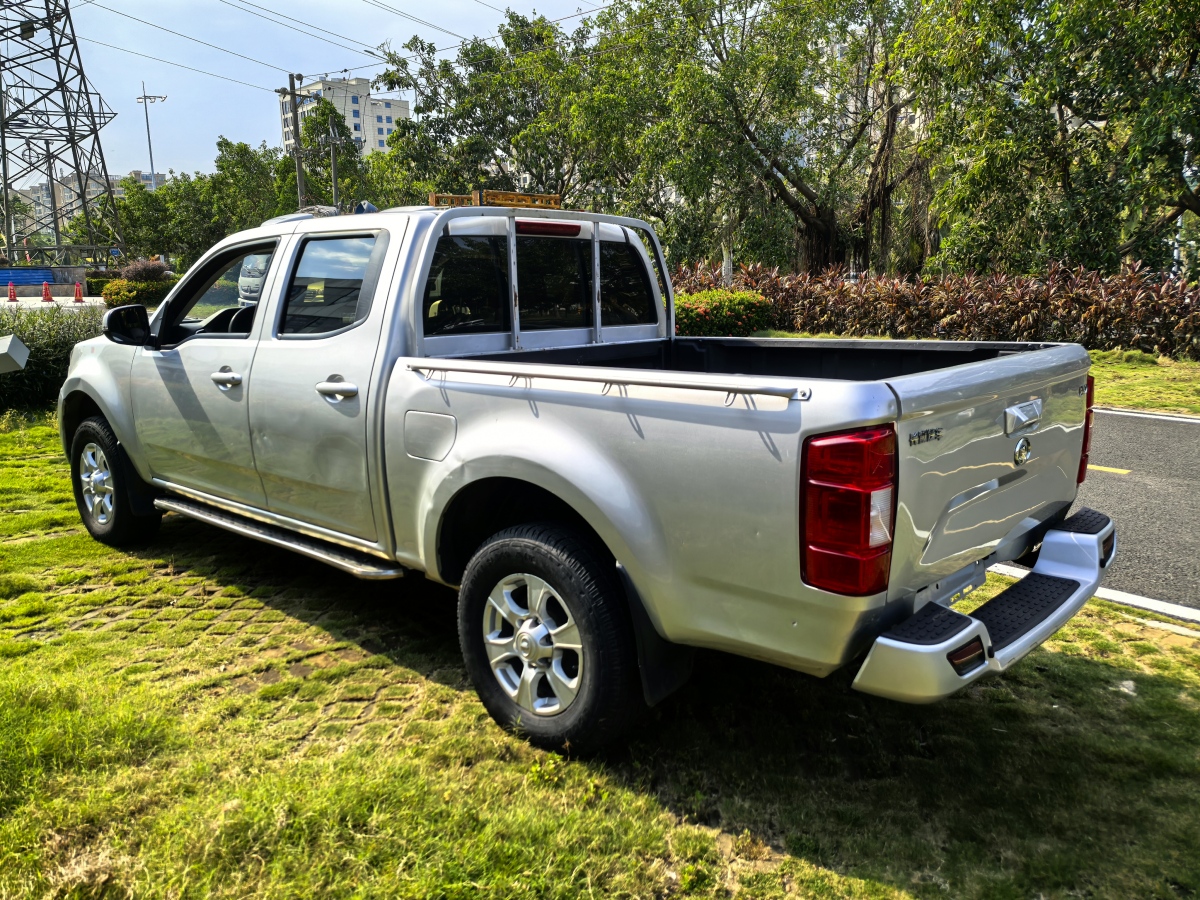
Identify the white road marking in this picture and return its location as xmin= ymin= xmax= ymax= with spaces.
xmin=1094 ymin=407 xmax=1200 ymax=424
xmin=988 ymin=563 xmax=1200 ymax=624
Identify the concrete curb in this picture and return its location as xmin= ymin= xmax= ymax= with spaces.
xmin=989 ymin=563 xmax=1200 ymax=624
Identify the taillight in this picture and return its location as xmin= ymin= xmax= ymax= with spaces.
xmin=801 ymin=425 xmax=897 ymax=596
xmin=1077 ymin=375 xmax=1094 ymax=484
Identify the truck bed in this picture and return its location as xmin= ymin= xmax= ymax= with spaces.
xmin=471 ymin=336 xmax=1061 ymax=381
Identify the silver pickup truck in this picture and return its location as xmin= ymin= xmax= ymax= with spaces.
xmin=59 ymin=202 xmax=1116 ymax=750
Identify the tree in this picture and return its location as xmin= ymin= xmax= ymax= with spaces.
xmin=909 ymin=0 xmax=1200 ymax=273
xmin=114 ymin=177 xmax=170 ymax=260
xmin=376 ymin=14 xmax=601 ymax=205
xmin=211 ymin=138 xmax=286 ymax=229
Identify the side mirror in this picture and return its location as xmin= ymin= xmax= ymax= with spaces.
xmin=102 ymin=305 xmax=150 ymax=346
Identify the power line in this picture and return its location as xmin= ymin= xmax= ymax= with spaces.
xmin=87 ymin=1 xmax=294 ymax=74
xmin=76 ymin=35 xmax=277 ymax=92
xmin=216 ymin=0 xmax=384 ymax=60
xmin=358 ymin=0 xmax=469 ymax=41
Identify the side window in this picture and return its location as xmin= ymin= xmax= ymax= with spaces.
xmin=280 ymin=236 xmax=377 ymax=336
xmin=516 ymin=237 xmax=592 ymax=330
xmin=422 ymin=235 xmax=510 ymax=336
xmin=599 ymin=241 xmax=658 ymax=325
xmin=160 ymin=243 xmax=277 ymax=344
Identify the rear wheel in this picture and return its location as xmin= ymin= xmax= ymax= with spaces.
xmin=70 ymin=416 xmax=161 ymax=546
xmin=458 ymin=523 xmax=642 ymax=752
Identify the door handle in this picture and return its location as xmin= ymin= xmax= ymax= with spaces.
xmin=210 ymin=370 xmax=243 ymax=389
xmin=316 ymin=380 xmax=358 ymax=399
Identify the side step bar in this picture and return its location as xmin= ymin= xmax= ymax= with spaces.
xmin=853 ymin=507 xmax=1116 ymax=703
xmin=154 ymin=496 xmax=406 ymax=581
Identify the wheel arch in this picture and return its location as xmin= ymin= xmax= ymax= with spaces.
xmin=435 ymin=473 xmax=692 ymax=707
xmin=59 ymin=389 xmax=105 ymax=455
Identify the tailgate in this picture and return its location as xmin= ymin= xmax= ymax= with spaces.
xmin=885 ymin=344 xmax=1091 ymax=599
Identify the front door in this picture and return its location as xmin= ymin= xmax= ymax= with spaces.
xmin=130 ymin=240 xmax=280 ymax=506
xmin=248 ymin=230 xmax=392 ymax=541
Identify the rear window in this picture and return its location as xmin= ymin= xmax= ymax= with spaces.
xmin=517 ymin=236 xmax=592 ymax=330
xmin=423 ymin=235 xmax=510 ymax=335
xmin=599 ymin=241 xmax=657 ymax=325
xmin=421 ymin=228 xmax=660 ymax=338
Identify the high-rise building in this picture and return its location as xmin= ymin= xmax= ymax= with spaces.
xmin=279 ymin=77 xmax=411 ymax=157
xmin=109 ymin=171 xmax=168 ymax=197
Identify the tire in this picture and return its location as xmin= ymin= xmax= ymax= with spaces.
xmin=70 ymin=416 xmax=161 ymax=547
xmin=458 ymin=523 xmax=643 ymax=752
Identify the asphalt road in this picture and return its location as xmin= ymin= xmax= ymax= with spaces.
xmin=1075 ymin=409 xmax=1200 ymax=608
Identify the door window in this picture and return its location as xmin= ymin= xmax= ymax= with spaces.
xmin=157 ymin=243 xmax=277 ymax=346
xmin=422 ymin=235 xmax=510 ymax=335
xmin=279 ymin=235 xmax=378 ymax=336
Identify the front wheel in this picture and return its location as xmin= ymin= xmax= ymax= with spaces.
xmin=70 ymin=416 xmax=161 ymax=546
xmin=458 ymin=523 xmax=642 ymax=752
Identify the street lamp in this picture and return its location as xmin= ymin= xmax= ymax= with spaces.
xmin=135 ymin=83 xmax=167 ymax=192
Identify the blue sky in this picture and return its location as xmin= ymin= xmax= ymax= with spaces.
xmin=70 ymin=0 xmax=601 ymax=177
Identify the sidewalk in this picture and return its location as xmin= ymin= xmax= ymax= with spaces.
xmin=3 ymin=297 xmax=105 ymax=310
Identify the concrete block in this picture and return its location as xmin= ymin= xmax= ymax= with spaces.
xmin=0 ymin=334 xmax=30 ymax=374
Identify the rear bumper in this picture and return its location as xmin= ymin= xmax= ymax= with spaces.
xmin=852 ymin=507 xmax=1115 ymax=703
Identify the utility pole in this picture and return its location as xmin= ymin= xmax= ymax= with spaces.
xmin=328 ymin=113 xmax=339 ymax=210
xmin=135 ymin=83 xmax=167 ymax=191
xmin=287 ymin=73 xmax=306 ymax=209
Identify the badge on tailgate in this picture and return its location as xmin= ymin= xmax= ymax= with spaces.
xmin=1004 ymin=398 xmax=1042 ymax=436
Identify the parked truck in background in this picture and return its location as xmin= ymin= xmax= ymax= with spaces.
xmin=58 ymin=199 xmax=1116 ymax=750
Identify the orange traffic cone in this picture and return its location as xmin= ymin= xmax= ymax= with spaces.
xmin=6 ymin=282 xmax=15 ymax=302
xmin=41 ymin=281 xmax=53 ymax=303
xmin=74 ymin=282 xmax=84 ymax=303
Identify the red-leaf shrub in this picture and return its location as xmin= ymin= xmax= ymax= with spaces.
xmin=674 ymin=289 xmax=774 ymax=337
xmin=672 ymin=262 xmax=1200 ymax=359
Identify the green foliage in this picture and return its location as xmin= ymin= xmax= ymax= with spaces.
xmin=674 ymin=289 xmax=773 ymax=336
xmin=295 ymin=97 xmax=364 ymax=209
xmin=100 ymin=277 xmax=177 ymax=309
xmin=375 ymin=15 xmax=599 ymax=206
xmin=674 ymin=261 xmax=1200 ymax=358
xmin=116 ymin=139 xmax=290 ymax=271
xmin=0 ymin=306 xmax=104 ymax=409
xmin=908 ymin=0 xmax=1200 ymax=274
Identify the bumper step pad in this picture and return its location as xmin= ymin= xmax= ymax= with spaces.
xmin=972 ymin=573 xmax=1079 ymax=652
xmin=853 ymin=506 xmax=1115 ymax=703
xmin=1055 ymin=508 xmax=1112 ymax=535
xmin=884 ymin=601 xmax=972 ymax=645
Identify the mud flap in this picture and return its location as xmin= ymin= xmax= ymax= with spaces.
xmin=617 ymin=562 xmax=694 ymax=706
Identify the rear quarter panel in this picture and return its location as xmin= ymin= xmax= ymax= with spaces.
xmin=384 ymin=362 xmax=901 ymax=674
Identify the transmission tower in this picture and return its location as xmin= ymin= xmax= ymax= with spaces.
xmin=0 ymin=0 xmax=122 ymax=265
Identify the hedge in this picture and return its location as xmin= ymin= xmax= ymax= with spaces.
xmin=101 ymin=276 xmax=177 ymax=308
xmin=0 ymin=306 xmax=104 ymax=409
xmin=673 ymin=289 xmax=774 ymax=337
xmin=673 ymin=262 xmax=1200 ymax=359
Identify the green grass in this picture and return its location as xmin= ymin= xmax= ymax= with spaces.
xmin=752 ymin=331 xmax=1200 ymax=416
xmin=1 ymin=416 xmax=1199 ymax=897
xmin=1087 ymin=349 xmax=1200 ymax=416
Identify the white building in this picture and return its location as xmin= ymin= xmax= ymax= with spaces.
xmin=279 ymin=76 xmax=411 ymax=157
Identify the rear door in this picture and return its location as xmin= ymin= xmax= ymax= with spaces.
xmin=247 ymin=227 xmax=396 ymax=542
xmin=886 ymin=344 xmax=1091 ymax=598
